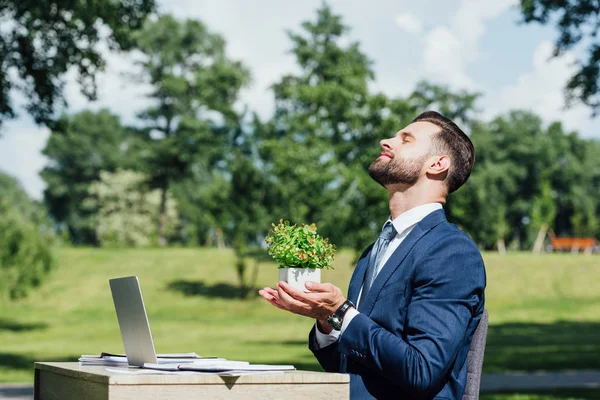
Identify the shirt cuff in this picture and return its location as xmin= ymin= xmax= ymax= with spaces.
xmin=314 ymin=322 xmax=341 ymax=349
xmin=340 ymin=308 xmax=359 ymax=336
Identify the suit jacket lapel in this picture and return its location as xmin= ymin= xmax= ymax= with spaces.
xmin=347 ymin=244 xmax=373 ymax=304
xmin=357 ymin=209 xmax=447 ymax=314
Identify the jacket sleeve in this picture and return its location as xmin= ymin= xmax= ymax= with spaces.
xmin=308 ymin=324 xmax=342 ymax=372
xmin=337 ymin=233 xmax=485 ymax=397
xmin=308 ymin=243 xmax=375 ymax=373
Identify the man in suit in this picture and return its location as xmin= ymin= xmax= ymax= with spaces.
xmin=259 ymin=111 xmax=486 ymax=399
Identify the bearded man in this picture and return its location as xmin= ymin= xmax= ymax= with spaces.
xmin=259 ymin=111 xmax=486 ymax=400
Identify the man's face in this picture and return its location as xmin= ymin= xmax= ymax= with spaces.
xmin=368 ymin=121 xmax=440 ymax=187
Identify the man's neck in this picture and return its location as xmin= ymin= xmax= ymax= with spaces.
xmin=387 ymin=184 xmax=445 ymax=219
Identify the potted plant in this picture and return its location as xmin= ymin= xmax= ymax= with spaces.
xmin=265 ymin=219 xmax=336 ymax=292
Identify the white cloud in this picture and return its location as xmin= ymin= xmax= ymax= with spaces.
xmin=452 ymin=0 xmax=518 ymax=46
xmin=491 ymin=40 xmax=597 ymax=136
xmin=423 ymin=27 xmax=472 ymax=88
xmin=395 ymin=12 xmax=422 ymax=34
xmin=420 ymin=0 xmax=518 ymax=89
xmin=0 ymin=121 xmax=49 ymax=200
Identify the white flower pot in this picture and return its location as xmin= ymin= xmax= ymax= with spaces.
xmin=278 ymin=268 xmax=321 ymax=292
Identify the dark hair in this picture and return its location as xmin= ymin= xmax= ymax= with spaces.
xmin=412 ymin=111 xmax=474 ymax=193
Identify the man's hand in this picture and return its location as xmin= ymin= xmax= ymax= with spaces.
xmin=258 ymin=281 xmax=346 ymax=331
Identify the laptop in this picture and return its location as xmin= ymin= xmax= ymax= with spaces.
xmin=109 ymin=276 xmax=197 ymax=367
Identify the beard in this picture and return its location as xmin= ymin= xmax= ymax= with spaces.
xmin=368 ymin=154 xmax=428 ymax=187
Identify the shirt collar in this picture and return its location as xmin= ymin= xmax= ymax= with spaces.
xmin=385 ymin=203 xmax=443 ymax=237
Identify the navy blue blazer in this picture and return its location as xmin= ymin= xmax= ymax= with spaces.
xmin=309 ymin=209 xmax=486 ymax=399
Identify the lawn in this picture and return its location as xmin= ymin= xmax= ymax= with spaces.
xmin=1 ymin=248 xmax=599 ymax=391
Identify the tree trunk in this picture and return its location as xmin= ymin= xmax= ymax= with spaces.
xmin=532 ymin=223 xmax=548 ymax=253
xmin=497 ymin=237 xmax=506 ymax=254
xmin=247 ymin=258 xmax=261 ymax=299
xmin=158 ymin=180 xmax=168 ymax=247
xmin=215 ymin=227 xmax=225 ymax=250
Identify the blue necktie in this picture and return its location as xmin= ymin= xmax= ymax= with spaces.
xmin=362 ymin=221 xmax=397 ymax=299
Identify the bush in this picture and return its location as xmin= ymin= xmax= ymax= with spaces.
xmin=0 ymin=200 xmax=55 ymax=300
xmin=86 ymin=170 xmax=179 ymax=247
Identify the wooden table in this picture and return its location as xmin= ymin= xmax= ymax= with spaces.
xmin=34 ymin=362 xmax=350 ymax=399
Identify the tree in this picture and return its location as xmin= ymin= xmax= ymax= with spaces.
xmin=132 ymin=14 xmax=250 ymax=246
xmin=0 ymin=171 xmax=55 ymax=299
xmin=226 ymin=118 xmax=274 ymax=297
xmin=263 ymin=3 xmax=378 ymax=250
xmin=0 ymin=0 xmax=156 ymax=129
xmin=86 ymin=170 xmax=179 ymax=247
xmin=446 ymin=109 xmax=600 ymax=251
xmin=520 ymin=0 xmax=600 ymax=113
xmin=41 ymin=109 xmax=130 ymax=244
xmin=531 ymin=179 xmax=557 ymax=252
xmin=170 ymin=166 xmax=230 ymax=247
xmin=409 ymin=81 xmax=480 ymax=127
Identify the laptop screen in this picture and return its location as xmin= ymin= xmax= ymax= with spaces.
xmin=109 ymin=276 xmax=158 ymax=366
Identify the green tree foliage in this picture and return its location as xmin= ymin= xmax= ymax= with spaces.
xmin=0 ymin=171 xmax=55 ymax=299
xmin=227 ymin=121 xmax=274 ymax=296
xmin=41 ymin=110 xmax=130 ymax=244
xmin=86 ymin=170 xmax=179 ymax=247
xmin=450 ymin=111 xmax=600 ymax=249
xmin=520 ymin=0 xmax=600 ymax=113
xmin=261 ymin=3 xmax=378 ymax=250
xmin=24 ymin=4 xmax=600 ymax=259
xmin=409 ymin=81 xmax=480 ymax=126
xmin=0 ymin=0 xmax=156 ymax=128
xmin=132 ymin=14 xmax=250 ymax=246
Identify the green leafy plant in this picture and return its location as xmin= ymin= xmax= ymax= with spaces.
xmin=265 ymin=220 xmax=336 ymax=269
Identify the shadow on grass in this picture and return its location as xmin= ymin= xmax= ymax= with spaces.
xmin=0 ymin=353 xmax=78 ymax=371
xmin=0 ymin=319 xmax=48 ymax=332
xmin=167 ymin=280 xmax=254 ymax=299
xmin=481 ymin=389 xmax=600 ymax=400
xmin=485 ymin=321 xmax=600 ymax=373
xmin=0 ymin=354 xmax=35 ymax=371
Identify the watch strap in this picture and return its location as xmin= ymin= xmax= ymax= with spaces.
xmin=334 ymin=299 xmax=355 ymax=319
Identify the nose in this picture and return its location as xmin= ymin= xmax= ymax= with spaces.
xmin=380 ymin=138 xmax=392 ymax=151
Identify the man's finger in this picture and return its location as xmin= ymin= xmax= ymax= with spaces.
xmin=278 ymin=281 xmax=319 ymax=305
xmin=277 ymin=284 xmax=312 ymax=313
xmin=259 ymin=288 xmax=290 ymax=311
xmin=262 ymin=287 xmax=280 ymax=299
xmin=258 ymin=287 xmax=279 ymax=300
xmin=259 ymin=289 xmax=275 ymax=302
xmin=269 ymin=298 xmax=286 ymax=310
xmin=304 ymin=281 xmax=335 ymax=293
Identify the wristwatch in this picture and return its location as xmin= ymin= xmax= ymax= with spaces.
xmin=327 ymin=299 xmax=355 ymax=331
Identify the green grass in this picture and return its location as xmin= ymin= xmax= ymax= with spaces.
xmin=482 ymin=389 xmax=600 ymax=400
xmin=1 ymin=248 xmax=599 ymax=392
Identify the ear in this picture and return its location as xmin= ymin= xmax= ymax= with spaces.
xmin=426 ymin=155 xmax=450 ymax=176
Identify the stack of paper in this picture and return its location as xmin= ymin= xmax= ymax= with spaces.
xmin=142 ymin=360 xmax=295 ymax=374
xmin=79 ymin=352 xmax=213 ymax=366
xmin=80 ymin=352 xmax=295 ymax=376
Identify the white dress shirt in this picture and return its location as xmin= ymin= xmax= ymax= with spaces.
xmin=314 ymin=202 xmax=443 ymax=348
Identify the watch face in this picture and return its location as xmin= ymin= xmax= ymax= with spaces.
xmin=328 ymin=314 xmax=342 ymax=330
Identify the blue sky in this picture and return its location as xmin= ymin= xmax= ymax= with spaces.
xmin=1 ymin=0 xmax=598 ymax=200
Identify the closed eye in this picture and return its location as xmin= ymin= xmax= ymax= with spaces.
xmin=398 ymin=131 xmax=415 ymax=142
